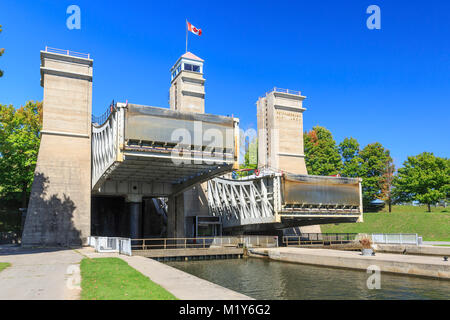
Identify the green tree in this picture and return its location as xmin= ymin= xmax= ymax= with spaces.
xmin=238 ymin=137 xmax=257 ymax=178
xmin=339 ymin=137 xmax=362 ymax=178
xmin=0 ymin=101 xmax=43 ymax=207
xmin=304 ymin=126 xmax=342 ymax=176
xmin=243 ymin=137 xmax=258 ymax=169
xmin=358 ymin=142 xmax=393 ymax=208
xmin=0 ymin=25 xmax=4 ymax=77
xmin=393 ymin=152 xmax=449 ymax=212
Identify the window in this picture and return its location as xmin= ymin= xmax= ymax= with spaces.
xmin=184 ymin=63 xmax=200 ymax=72
xmin=172 ymin=64 xmax=182 ymax=79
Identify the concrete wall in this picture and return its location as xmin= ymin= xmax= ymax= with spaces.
xmin=298 ymin=225 xmax=322 ymax=234
xmin=167 ymin=183 xmax=209 ymax=238
xmin=257 ymin=89 xmax=322 ymax=233
xmin=252 ymin=247 xmax=450 ymax=280
xmin=170 ymin=70 xmax=205 ymax=113
xmin=22 ymin=51 xmax=93 ymax=247
xmin=257 ymin=90 xmax=308 ymax=174
xmin=167 ymin=194 xmax=184 ymax=238
xmin=373 ymin=244 xmax=450 ymax=257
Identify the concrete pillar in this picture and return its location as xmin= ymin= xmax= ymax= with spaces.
xmin=257 ymin=89 xmax=308 ymax=174
xmin=126 ymin=195 xmax=142 ymax=239
xmin=169 ymin=52 xmax=205 ymax=113
xmin=22 ymin=48 xmax=93 ymax=247
xmin=167 ymin=194 xmax=186 ymax=238
xmin=167 ymin=184 xmax=210 ymax=238
xmin=299 ymin=225 xmax=322 ymax=234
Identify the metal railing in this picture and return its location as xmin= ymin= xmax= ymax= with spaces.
xmin=92 ymin=100 xmax=115 ymax=125
xmin=283 ymin=233 xmax=358 ymax=246
xmin=371 ymin=233 xmax=420 ymax=245
xmin=131 ymin=236 xmax=278 ymax=251
xmin=270 ymin=87 xmax=302 ymax=96
xmin=45 ymin=46 xmax=90 ymax=59
xmin=223 ymin=235 xmax=279 ymax=248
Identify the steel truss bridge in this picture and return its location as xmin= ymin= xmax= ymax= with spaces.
xmin=92 ymin=102 xmax=239 ymax=197
xmin=91 ymin=102 xmax=363 ymax=231
xmin=207 ymin=173 xmax=363 ymax=232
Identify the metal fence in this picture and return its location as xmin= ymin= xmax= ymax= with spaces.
xmin=283 ymin=233 xmax=358 ymax=246
xmin=131 ymin=236 xmax=279 ymax=251
xmin=371 ymin=233 xmax=420 ymax=245
xmin=209 ymin=235 xmax=278 ymax=248
xmin=92 ymin=100 xmax=115 ymax=125
xmin=272 ymin=87 xmax=302 ymax=96
xmin=45 ymin=46 xmax=90 ymax=59
xmin=87 ymin=236 xmax=132 ymax=256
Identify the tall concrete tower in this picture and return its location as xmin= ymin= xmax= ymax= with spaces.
xmin=257 ymin=88 xmax=308 ymax=175
xmin=22 ymin=48 xmax=93 ymax=246
xmin=169 ymin=52 xmax=205 ymax=113
xmin=167 ymin=52 xmax=210 ymax=238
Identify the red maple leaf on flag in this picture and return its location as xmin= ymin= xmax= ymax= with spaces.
xmin=187 ymin=21 xmax=202 ymax=36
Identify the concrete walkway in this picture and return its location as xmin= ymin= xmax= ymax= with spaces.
xmin=78 ymin=248 xmax=252 ymax=300
xmin=423 ymin=241 xmax=450 ymax=246
xmin=0 ymin=246 xmax=82 ymax=300
xmin=0 ymin=246 xmax=251 ymax=300
xmin=373 ymin=243 xmax=450 ymax=256
xmin=250 ymin=247 xmax=450 ymax=279
xmin=124 ymin=256 xmax=252 ymax=300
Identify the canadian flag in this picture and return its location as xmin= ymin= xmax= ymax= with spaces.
xmin=187 ymin=21 xmax=202 ymax=36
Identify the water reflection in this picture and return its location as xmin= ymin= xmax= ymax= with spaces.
xmin=166 ymin=258 xmax=450 ymax=300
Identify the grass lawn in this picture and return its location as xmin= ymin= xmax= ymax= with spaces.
xmin=321 ymin=205 xmax=450 ymax=241
xmin=80 ymin=258 xmax=177 ymax=300
xmin=0 ymin=263 xmax=11 ymax=272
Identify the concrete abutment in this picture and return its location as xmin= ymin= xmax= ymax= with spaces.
xmin=22 ymin=50 xmax=93 ymax=247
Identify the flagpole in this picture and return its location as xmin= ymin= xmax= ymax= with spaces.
xmin=185 ymin=19 xmax=188 ymax=53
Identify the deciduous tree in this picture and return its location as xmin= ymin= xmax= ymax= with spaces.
xmin=393 ymin=152 xmax=449 ymax=212
xmin=243 ymin=137 xmax=258 ymax=169
xmin=358 ymin=142 xmax=393 ymax=208
xmin=238 ymin=137 xmax=257 ymax=178
xmin=0 ymin=101 xmax=43 ymax=207
xmin=304 ymin=126 xmax=342 ymax=176
xmin=339 ymin=137 xmax=362 ymax=178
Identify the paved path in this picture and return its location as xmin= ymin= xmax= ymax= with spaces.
xmin=123 ymin=256 xmax=253 ymax=300
xmin=0 ymin=245 xmax=252 ymax=300
xmin=78 ymin=248 xmax=253 ymax=300
xmin=373 ymin=243 xmax=450 ymax=256
xmin=423 ymin=241 xmax=450 ymax=246
xmin=0 ymin=246 xmax=82 ymax=300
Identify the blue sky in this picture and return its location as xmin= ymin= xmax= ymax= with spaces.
xmin=0 ymin=0 xmax=449 ymax=167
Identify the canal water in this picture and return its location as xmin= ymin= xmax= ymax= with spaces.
xmin=166 ymin=258 xmax=450 ymax=300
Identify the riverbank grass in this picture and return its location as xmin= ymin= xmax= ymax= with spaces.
xmin=80 ymin=258 xmax=177 ymax=300
xmin=0 ymin=262 xmax=11 ymax=272
xmin=321 ymin=205 xmax=450 ymax=241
